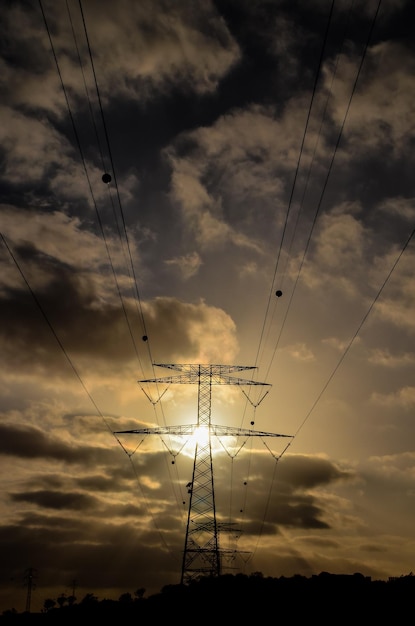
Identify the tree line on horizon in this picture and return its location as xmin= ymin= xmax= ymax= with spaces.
xmin=2 ymin=570 xmax=414 ymax=622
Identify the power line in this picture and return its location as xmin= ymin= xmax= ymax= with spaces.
xmin=1 ymin=230 xmax=183 ymax=565
xmin=236 ymin=0 xmax=390 ymax=564
xmin=291 ymin=223 xmax=415 ymax=439
xmin=1 ymin=233 xmax=113 ymax=434
xmin=77 ymin=0 xmax=152 ymax=361
xmin=256 ymin=0 xmax=383 ymax=396
xmin=253 ymin=0 xmax=336 ymax=385
xmin=38 ymin=0 xmax=195 ymax=540
xmin=75 ymin=0 xmax=176 ymax=436
xmin=272 ymin=0 xmax=384 ymax=445
xmin=38 ymin=0 xmax=146 ymax=374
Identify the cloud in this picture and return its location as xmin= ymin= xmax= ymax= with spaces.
xmin=165 ymin=252 xmax=203 ymax=280
xmin=141 ymin=297 xmax=239 ymax=363
xmin=325 ymin=41 xmax=415 ymax=157
xmin=164 ymin=103 xmax=315 ymax=256
xmin=11 ymin=489 xmax=100 ymax=511
xmin=19 ymin=0 xmax=241 ymax=110
xmin=0 ymin=107 xmax=77 ymax=185
xmin=284 ymin=343 xmax=315 ymax=362
xmin=368 ymin=349 xmax=415 ymax=368
xmin=275 ymin=454 xmax=354 ymax=489
xmin=1 ymin=209 xmax=240 ymax=374
xmin=323 ymin=336 xmax=361 ymax=352
xmin=378 ymin=196 xmax=415 ymax=223
xmin=0 ymin=422 xmax=116 ymax=465
xmin=369 ymin=386 xmax=415 ymax=409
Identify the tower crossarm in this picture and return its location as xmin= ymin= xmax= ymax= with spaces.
xmin=139 ymin=363 xmax=271 ymax=386
xmin=114 ymin=424 xmax=293 ymax=438
xmin=153 ymin=363 xmax=257 ymax=373
xmin=114 ymin=425 xmax=199 ymax=436
xmin=140 ymin=374 xmax=271 ymax=386
xmin=210 ymin=425 xmax=292 ymax=438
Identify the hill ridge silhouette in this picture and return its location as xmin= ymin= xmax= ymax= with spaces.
xmin=2 ymin=571 xmax=414 ymax=623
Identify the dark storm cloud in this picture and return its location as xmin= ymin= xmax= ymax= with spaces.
xmin=76 ymin=473 xmax=132 ymax=492
xmin=9 ymin=488 xmax=150 ymax=520
xmin=214 ymin=451 xmax=354 ymax=496
xmin=241 ymin=496 xmax=329 ymax=534
xmin=260 ymin=492 xmax=330 ymax=530
xmin=359 ymin=542 xmax=388 ymax=554
xmin=226 ymin=479 xmax=331 ymax=532
xmin=1 ymin=218 xmax=239 ymax=371
xmin=0 ymin=264 xmax=140 ymax=370
xmin=11 ymin=489 xmax=99 ymax=511
xmin=276 ymin=454 xmax=354 ymax=488
xmin=213 ymin=451 xmax=354 ymax=530
xmin=0 ymin=513 xmax=184 ymax=596
xmin=141 ymin=296 xmax=238 ymax=362
xmin=0 ymin=422 xmax=114 ymax=465
xmin=301 ymin=536 xmax=341 ymax=549
xmin=25 ymin=470 xmax=123 ymax=497
xmin=18 ymin=470 xmax=149 ymax=516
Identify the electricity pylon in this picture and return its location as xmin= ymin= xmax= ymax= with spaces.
xmin=24 ymin=567 xmax=36 ymax=613
xmin=115 ymin=363 xmax=292 ymax=586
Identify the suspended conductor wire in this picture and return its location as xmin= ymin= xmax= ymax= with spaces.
xmin=77 ymin=0 xmax=152 ymax=361
xmin=2 ymin=231 xmax=188 ymax=553
xmin=39 ymin=0 xmax=185 ymax=527
xmin=77 ymin=0 xmax=173 ymax=435
xmin=38 ymin=0 xmax=160 ymax=422
xmin=116 ymin=442 xmax=182 ymax=565
xmin=258 ymin=1 xmax=355 ymax=385
xmin=72 ymin=1 xmax=188 ymax=515
xmin=241 ymin=0 xmax=388 ymax=565
xmin=246 ymin=456 xmax=281 ymax=564
xmin=119 ymin=428 xmax=189 ymax=519
xmin=261 ymin=0 xmax=383 ymax=386
xmin=252 ymin=0 xmax=380 ymax=389
xmin=65 ymin=0 xmax=135 ymax=286
xmin=239 ymin=0 xmax=336 ymax=426
xmin=232 ymin=1 xmax=337 ymax=534
xmin=290 ymin=224 xmax=415 ymax=440
xmin=252 ymin=0 xmax=336 ymax=384
xmin=1 ymin=234 xmax=113 ymax=438
xmin=65 ymin=0 xmax=107 ymax=175
xmin=45 ymin=0 xmax=170 ymax=444
xmin=38 ymin=0 xmax=146 ymax=377
xmin=245 ymin=220 xmax=415 ymax=560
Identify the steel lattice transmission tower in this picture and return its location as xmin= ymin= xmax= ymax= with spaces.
xmin=116 ymin=363 xmax=292 ymax=586
xmin=24 ymin=567 xmax=36 ymax=613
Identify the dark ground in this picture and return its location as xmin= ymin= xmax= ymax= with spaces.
xmin=1 ymin=572 xmax=414 ymax=624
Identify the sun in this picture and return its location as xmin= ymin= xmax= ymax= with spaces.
xmin=181 ymin=424 xmax=222 ymax=458
xmin=189 ymin=425 xmax=210 ymax=447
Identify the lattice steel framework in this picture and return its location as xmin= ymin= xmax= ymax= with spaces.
xmin=116 ymin=363 xmax=292 ymax=586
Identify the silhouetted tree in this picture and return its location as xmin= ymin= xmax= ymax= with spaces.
xmin=80 ymin=592 xmax=98 ymax=605
xmin=2 ymin=572 xmax=415 ymax=623
xmin=56 ymin=593 xmax=67 ymax=608
xmin=134 ymin=587 xmax=145 ymax=600
xmin=42 ymin=598 xmax=56 ymax=612
xmin=118 ymin=592 xmax=132 ymax=603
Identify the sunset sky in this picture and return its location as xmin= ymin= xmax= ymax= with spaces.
xmin=1 ymin=0 xmax=415 ymax=614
